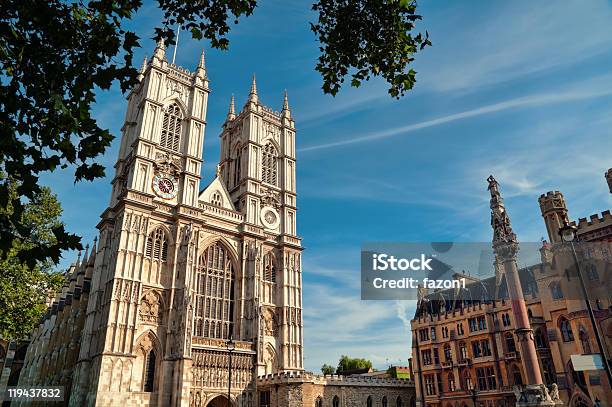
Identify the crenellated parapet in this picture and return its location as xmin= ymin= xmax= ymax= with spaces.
xmin=257 ymin=371 xmax=414 ymax=387
xmin=575 ymin=210 xmax=612 ymax=241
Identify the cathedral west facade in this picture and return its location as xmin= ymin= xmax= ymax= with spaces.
xmin=16 ymin=39 xmax=304 ymax=406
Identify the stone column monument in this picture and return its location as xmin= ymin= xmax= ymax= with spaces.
xmin=487 ymin=176 xmax=560 ymax=407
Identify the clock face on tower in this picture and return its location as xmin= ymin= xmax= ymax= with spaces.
xmin=152 ymin=173 xmax=177 ymax=199
xmin=260 ymin=206 xmax=280 ymax=229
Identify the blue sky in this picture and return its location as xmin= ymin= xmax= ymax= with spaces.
xmin=45 ymin=0 xmax=612 ymax=372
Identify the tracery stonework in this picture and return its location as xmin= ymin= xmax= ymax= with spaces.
xmin=139 ymin=290 xmax=163 ymax=324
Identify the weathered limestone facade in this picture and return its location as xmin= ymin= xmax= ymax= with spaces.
xmin=256 ymin=372 xmax=416 ymax=407
xmin=17 ymin=40 xmax=303 ymax=406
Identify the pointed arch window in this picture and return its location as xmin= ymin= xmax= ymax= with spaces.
xmin=315 ymin=397 xmax=323 ymax=407
xmin=233 ymin=145 xmax=242 ymax=187
xmin=194 ymin=243 xmax=235 ymax=339
xmin=145 ymin=228 xmax=168 ymax=262
xmin=333 ymin=396 xmax=340 ymax=407
xmin=550 ymin=281 xmax=564 ymax=300
xmin=579 ymin=326 xmax=591 ymax=354
xmin=511 ymin=364 xmax=523 ymax=386
xmin=160 ymin=102 xmax=182 ymax=151
xmin=366 ymin=396 xmax=373 ymax=407
xmin=396 ymin=396 xmax=402 ymax=407
xmin=443 ymin=344 xmax=451 ymax=361
xmin=559 ymin=317 xmax=574 ymax=342
xmin=262 ymin=142 xmax=278 ymax=186
xmin=263 ymin=252 xmax=277 ymax=283
xmin=448 ymin=372 xmax=456 ymax=391
xmin=461 ymin=371 xmax=472 ymax=390
xmin=534 ymin=328 xmax=548 ymax=349
xmin=505 ymin=332 xmax=516 ymax=353
xmin=586 ymin=264 xmax=599 ymax=281
xmin=382 ymin=396 xmax=388 ymax=407
xmin=143 ymin=349 xmax=156 ymax=392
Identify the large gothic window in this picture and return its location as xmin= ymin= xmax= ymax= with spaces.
xmin=194 ymin=243 xmax=235 ymax=339
xmin=262 ymin=142 xmax=278 ymax=186
xmin=145 ymin=228 xmax=168 ymax=262
xmin=160 ymin=102 xmax=182 ymax=151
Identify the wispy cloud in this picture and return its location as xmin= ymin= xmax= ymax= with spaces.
xmin=303 ymin=279 xmax=414 ymax=370
xmin=419 ymin=1 xmax=612 ymax=92
xmin=299 ymin=81 xmax=612 ymax=152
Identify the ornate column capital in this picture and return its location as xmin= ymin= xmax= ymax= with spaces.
xmin=493 ymin=240 xmax=519 ymax=262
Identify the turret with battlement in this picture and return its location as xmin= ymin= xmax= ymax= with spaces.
xmin=538 ymin=191 xmax=569 ymax=244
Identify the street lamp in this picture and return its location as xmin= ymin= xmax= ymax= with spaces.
xmin=227 ymin=335 xmax=236 ymax=407
xmin=558 ymin=221 xmax=612 ymax=387
xmin=469 ymin=384 xmax=478 ymax=407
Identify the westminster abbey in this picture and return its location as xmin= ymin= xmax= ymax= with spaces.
xmin=14 ymin=38 xmax=304 ymax=406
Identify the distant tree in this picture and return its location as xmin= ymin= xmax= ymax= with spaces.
xmin=337 ymin=355 xmax=373 ymax=372
xmin=321 ymin=363 xmax=336 ymax=375
xmin=0 ymin=176 xmax=65 ymax=339
xmin=0 ymin=0 xmax=430 ymax=268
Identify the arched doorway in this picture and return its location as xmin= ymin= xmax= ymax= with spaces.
xmin=207 ymin=395 xmax=233 ymax=407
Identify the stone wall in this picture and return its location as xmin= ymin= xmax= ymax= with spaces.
xmin=257 ymin=372 xmax=416 ymax=407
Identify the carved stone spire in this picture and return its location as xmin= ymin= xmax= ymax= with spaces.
xmin=606 ymin=167 xmax=612 ymax=194
xmin=83 ymin=244 xmax=90 ymax=264
xmin=488 ymin=175 xmax=517 ymax=248
xmin=88 ymin=237 xmax=97 ymax=265
xmin=195 ymin=49 xmax=206 ymax=79
xmin=281 ymin=89 xmax=291 ymax=119
xmin=137 ymin=56 xmax=148 ymax=81
xmin=199 ymin=49 xmax=205 ymax=68
xmin=227 ymin=94 xmax=235 ymax=121
xmin=153 ymin=38 xmax=166 ymax=62
xmin=248 ymin=74 xmax=258 ymax=104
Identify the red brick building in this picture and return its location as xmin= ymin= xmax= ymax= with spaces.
xmin=411 ymin=170 xmax=612 ymax=407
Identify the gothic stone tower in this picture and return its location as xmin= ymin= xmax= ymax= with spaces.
xmin=218 ymin=77 xmax=303 ymax=377
xmin=66 ymin=41 xmax=303 ymax=407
